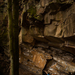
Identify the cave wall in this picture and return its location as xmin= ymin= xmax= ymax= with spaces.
xmin=21 ymin=0 xmax=75 ymax=44
xmin=19 ymin=0 xmax=75 ymax=75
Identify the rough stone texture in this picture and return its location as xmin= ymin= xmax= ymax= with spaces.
xmin=20 ymin=43 xmax=52 ymax=70
xmin=1 ymin=0 xmax=75 ymax=75
xmin=19 ymin=1 xmax=75 ymax=75
xmin=44 ymin=3 xmax=75 ymax=37
xmin=19 ymin=43 xmax=53 ymax=75
xmin=19 ymin=42 xmax=75 ymax=75
xmin=21 ymin=0 xmax=75 ymax=42
xmin=22 ymin=27 xmax=34 ymax=43
xmin=19 ymin=29 xmax=22 ymax=44
xmin=44 ymin=22 xmax=57 ymax=36
xmin=0 ymin=49 xmax=10 ymax=75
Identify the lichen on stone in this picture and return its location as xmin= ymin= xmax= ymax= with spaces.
xmin=27 ymin=5 xmax=37 ymax=18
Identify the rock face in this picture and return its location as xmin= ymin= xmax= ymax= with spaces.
xmin=19 ymin=43 xmax=52 ymax=75
xmin=1 ymin=0 xmax=75 ymax=75
xmin=19 ymin=42 xmax=75 ymax=75
xmin=19 ymin=0 xmax=75 ymax=75
xmin=21 ymin=0 xmax=75 ymax=42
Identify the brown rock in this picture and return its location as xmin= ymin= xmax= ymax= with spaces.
xmin=22 ymin=26 xmax=34 ymax=43
xmin=22 ymin=34 xmax=34 ymax=43
xmin=44 ymin=11 xmax=51 ymax=24
xmin=20 ymin=44 xmax=52 ymax=70
xmin=32 ymin=51 xmax=46 ymax=69
xmin=44 ymin=23 xmax=57 ymax=36
xmin=40 ymin=0 xmax=45 ymax=7
xmin=37 ymin=7 xmax=45 ymax=15
xmin=19 ymin=29 xmax=22 ymax=44
xmin=31 ymin=49 xmax=52 ymax=69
